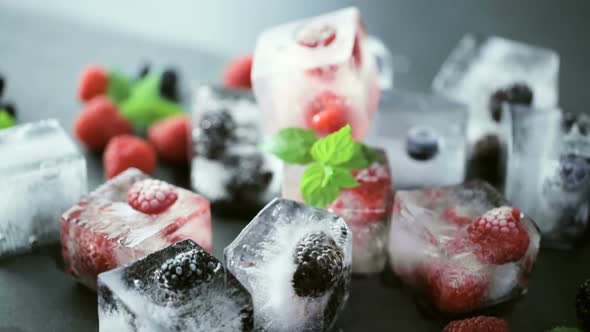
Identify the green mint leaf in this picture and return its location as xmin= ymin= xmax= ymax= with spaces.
xmin=264 ymin=128 xmax=317 ymax=164
xmin=340 ymin=142 xmax=370 ymax=170
xmin=332 ymin=167 xmax=359 ymax=188
xmin=310 ymin=125 xmax=355 ymax=166
xmin=107 ymin=70 xmax=132 ymax=104
xmin=300 ymin=163 xmax=340 ymax=208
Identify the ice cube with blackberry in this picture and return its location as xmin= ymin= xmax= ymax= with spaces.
xmin=98 ymin=240 xmax=253 ymax=331
xmin=505 ymin=108 xmax=590 ymax=248
xmin=190 ymin=85 xmax=281 ymax=213
xmin=224 ymin=199 xmax=352 ymax=331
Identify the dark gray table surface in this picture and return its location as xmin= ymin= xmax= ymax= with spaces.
xmin=1 ymin=2 xmax=590 ymax=331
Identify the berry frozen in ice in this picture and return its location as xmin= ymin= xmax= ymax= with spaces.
xmin=470 ymin=134 xmax=505 ymax=186
xmin=405 ymin=126 xmax=440 ymax=161
xmin=159 ymin=68 xmax=180 ymax=102
xmin=223 ymin=54 xmax=253 ymax=90
xmin=225 ymin=153 xmax=273 ymax=199
xmin=296 ymin=23 xmax=337 ymax=48
xmin=72 ymin=226 xmax=117 ymax=281
xmin=155 ymin=249 xmax=219 ymax=290
xmin=442 ymin=208 xmax=473 ymax=227
xmin=489 ymin=83 xmax=533 ymax=122
xmin=559 ymin=155 xmax=590 ymax=191
xmin=443 ymin=316 xmax=508 ymax=332
xmin=127 ymin=179 xmax=178 ymax=215
xmin=78 ymin=65 xmax=109 ymax=102
xmin=103 ymin=135 xmax=157 ymax=179
xmin=148 ymin=115 xmax=191 ymax=163
xmin=292 ymin=231 xmax=344 ymax=298
xmin=304 ymin=91 xmax=350 ymax=136
xmin=576 ymin=278 xmax=590 ymax=330
xmin=194 ymin=109 xmax=236 ymax=159
xmin=467 ymin=207 xmax=529 ymax=264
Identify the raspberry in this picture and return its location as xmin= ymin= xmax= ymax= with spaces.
xmin=103 ymin=135 xmax=157 ymax=179
xmin=304 ymin=91 xmax=350 ymax=136
xmin=443 ymin=316 xmax=509 ymax=332
xmin=148 ymin=115 xmax=191 ymax=163
xmin=78 ymin=65 xmax=108 ymax=102
xmin=127 ymin=179 xmax=178 ymax=214
xmin=73 ymin=96 xmax=133 ymax=151
xmin=576 ymin=278 xmax=590 ymax=330
xmin=443 ymin=237 xmax=475 ymax=256
xmin=425 ymin=262 xmax=488 ymax=314
xmin=467 ymin=207 xmax=529 ymax=265
xmin=223 ymin=54 xmax=253 ymax=90
xmin=296 ymin=24 xmax=337 ymax=48
xmin=74 ymin=226 xmax=116 ymax=281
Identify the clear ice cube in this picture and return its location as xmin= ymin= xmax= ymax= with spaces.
xmin=251 ymin=7 xmax=380 ymax=139
xmin=0 ymin=120 xmax=87 ymax=257
xmin=61 ymin=168 xmax=211 ymax=289
xmin=98 ymin=240 xmax=253 ymax=332
xmin=190 ymin=85 xmax=282 ymax=212
xmin=367 ymin=90 xmax=468 ymax=189
xmin=388 ymin=181 xmax=540 ymax=314
xmin=506 ymin=107 xmax=590 ymax=248
xmin=282 ymin=150 xmax=393 ymax=274
xmin=224 ymin=198 xmax=352 ymax=331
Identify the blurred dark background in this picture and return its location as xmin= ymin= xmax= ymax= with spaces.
xmin=1 ymin=1 xmax=589 ymax=331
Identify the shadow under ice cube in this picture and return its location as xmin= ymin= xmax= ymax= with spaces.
xmin=224 ymin=199 xmax=352 ymax=331
xmin=98 ymin=240 xmax=253 ymax=332
xmin=61 ymin=168 xmax=211 ymax=289
xmin=0 ymin=120 xmax=86 ymax=258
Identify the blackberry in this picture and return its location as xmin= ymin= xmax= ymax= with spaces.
xmin=405 ymin=126 xmax=439 ymax=161
xmin=159 ymin=68 xmax=179 ymax=102
xmin=576 ymin=278 xmax=590 ymax=330
xmin=292 ymin=232 xmax=344 ymax=297
xmin=559 ymin=155 xmax=590 ymax=191
xmin=1 ymin=102 xmax=16 ymax=118
xmin=0 ymin=74 xmax=4 ymax=98
xmin=155 ymin=249 xmax=219 ymax=290
xmin=469 ymin=134 xmax=505 ymax=187
xmin=195 ymin=110 xmax=236 ymax=159
xmin=225 ymin=153 xmax=273 ymax=199
xmin=489 ymin=83 xmax=533 ymax=122
xmin=138 ymin=63 xmax=150 ymax=79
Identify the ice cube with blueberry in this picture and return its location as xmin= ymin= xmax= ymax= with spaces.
xmin=190 ymin=85 xmax=282 ymax=214
xmin=98 ymin=239 xmax=253 ymax=332
xmin=388 ymin=181 xmax=540 ymax=314
xmin=61 ymin=168 xmax=211 ymax=289
xmin=224 ymin=198 xmax=352 ymax=331
xmin=505 ymin=107 xmax=590 ymax=248
xmin=0 ymin=120 xmax=87 ymax=258
xmin=251 ymin=7 xmax=380 ymax=139
xmin=367 ymin=90 xmax=468 ymax=189
xmin=282 ymin=149 xmax=393 ymax=274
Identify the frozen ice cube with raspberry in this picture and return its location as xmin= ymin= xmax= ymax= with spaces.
xmin=251 ymin=7 xmax=380 ymax=139
xmin=282 ymin=149 xmax=393 ymax=274
xmin=61 ymin=168 xmax=211 ymax=290
xmin=190 ymin=85 xmax=282 ymax=215
xmin=224 ymin=199 xmax=352 ymax=331
xmin=98 ymin=240 xmax=253 ymax=332
xmin=0 ymin=120 xmax=87 ymax=258
xmin=388 ymin=181 xmax=540 ymax=314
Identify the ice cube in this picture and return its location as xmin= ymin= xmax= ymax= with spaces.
xmin=506 ymin=107 xmax=590 ymax=248
xmin=98 ymin=240 xmax=253 ymax=332
xmin=388 ymin=181 xmax=540 ymax=314
xmin=0 ymin=120 xmax=87 ymax=257
xmin=251 ymin=7 xmax=380 ymax=139
xmin=190 ymin=85 xmax=282 ymax=213
xmin=367 ymin=90 xmax=468 ymax=189
xmin=61 ymin=168 xmax=211 ymax=289
xmin=224 ymin=198 xmax=352 ymax=331
xmin=282 ymin=149 xmax=393 ymax=274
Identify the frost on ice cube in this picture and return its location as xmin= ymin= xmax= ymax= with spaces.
xmin=0 ymin=120 xmax=86 ymax=258
xmin=61 ymin=168 xmax=211 ymax=289
xmin=190 ymin=85 xmax=282 ymax=214
xmin=432 ymin=35 xmax=559 ymax=186
xmin=282 ymin=150 xmax=393 ymax=274
xmin=224 ymin=199 xmax=352 ymax=331
xmin=506 ymin=107 xmax=590 ymax=249
xmin=251 ymin=7 xmax=380 ymax=139
xmin=98 ymin=240 xmax=253 ymax=332
xmin=367 ymin=90 xmax=468 ymax=189
xmin=388 ymin=181 xmax=540 ymax=314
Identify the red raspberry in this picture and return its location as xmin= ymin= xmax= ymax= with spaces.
xmin=127 ymin=179 xmax=178 ymax=214
xmin=103 ymin=135 xmax=157 ymax=179
xmin=442 ymin=208 xmax=473 ymax=227
xmin=425 ymin=262 xmax=488 ymax=314
xmin=74 ymin=96 xmax=133 ymax=151
xmin=74 ymin=226 xmax=116 ymax=281
xmin=443 ymin=316 xmax=509 ymax=332
xmin=467 ymin=207 xmax=530 ymax=265
xmin=444 ymin=237 xmax=475 ymax=256
xmin=304 ymin=91 xmax=350 ymax=136
xmin=223 ymin=54 xmax=253 ymax=89
xmin=296 ymin=24 xmax=337 ymax=48
xmin=148 ymin=115 xmax=191 ymax=163
xmin=78 ymin=65 xmax=108 ymax=102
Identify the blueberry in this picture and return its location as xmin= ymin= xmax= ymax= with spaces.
xmin=489 ymin=83 xmax=533 ymax=122
xmin=559 ymin=155 xmax=590 ymax=191
xmin=194 ymin=110 xmax=236 ymax=159
xmin=225 ymin=153 xmax=273 ymax=199
xmin=405 ymin=126 xmax=439 ymax=161
xmin=160 ymin=68 xmax=179 ymax=102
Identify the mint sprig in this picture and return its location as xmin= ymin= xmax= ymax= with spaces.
xmin=265 ymin=124 xmax=376 ymax=208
